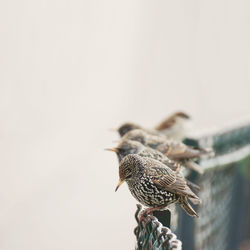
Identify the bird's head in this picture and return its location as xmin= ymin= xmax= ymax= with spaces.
xmin=106 ymin=140 xmax=142 ymax=161
xmin=173 ymin=111 xmax=190 ymax=121
xmin=118 ymin=122 xmax=141 ymax=137
xmin=115 ymin=154 xmax=143 ymax=191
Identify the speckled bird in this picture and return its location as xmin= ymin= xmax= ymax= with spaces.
xmin=122 ymin=129 xmax=214 ymax=174
xmin=115 ymin=154 xmax=200 ymax=217
xmin=107 ymin=140 xmax=181 ymax=171
xmin=106 ymin=140 xmax=200 ymax=193
xmin=117 ymin=111 xmax=190 ymax=141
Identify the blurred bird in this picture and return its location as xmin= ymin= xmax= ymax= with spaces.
xmin=106 ymin=140 xmax=200 ymax=193
xmin=115 ymin=154 xmax=200 ymax=218
xmin=117 ymin=123 xmax=142 ymax=137
xmin=154 ymin=111 xmax=190 ymax=140
xmin=106 ymin=140 xmax=181 ymax=171
xmin=122 ymin=129 xmax=214 ymax=174
xmin=117 ymin=111 xmax=191 ymax=141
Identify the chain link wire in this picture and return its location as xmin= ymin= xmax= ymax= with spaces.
xmin=134 ymin=205 xmax=182 ymax=250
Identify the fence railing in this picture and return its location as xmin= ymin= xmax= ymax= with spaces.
xmin=134 ymin=123 xmax=250 ymax=250
xmin=134 ymin=205 xmax=182 ymax=250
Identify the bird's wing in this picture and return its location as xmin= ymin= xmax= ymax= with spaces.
xmin=139 ymin=147 xmax=181 ymax=172
xmin=150 ymin=166 xmax=177 ymax=186
xmin=146 ymin=161 xmax=197 ymax=198
xmin=155 ymin=116 xmax=176 ymax=130
xmin=165 ymin=140 xmax=201 ymax=159
xmin=161 ymin=157 xmax=182 ymax=172
xmin=155 ymin=112 xmax=190 ymax=131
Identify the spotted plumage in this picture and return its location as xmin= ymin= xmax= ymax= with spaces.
xmin=106 ymin=140 xmax=200 ymax=192
xmin=122 ymin=129 xmax=214 ymax=174
xmin=128 ymin=173 xmax=177 ymax=208
xmin=116 ymin=154 xmax=201 ymax=217
xmin=122 ymin=129 xmax=206 ymax=159
xmin=110 ymin=140 xmax=181 ymax=171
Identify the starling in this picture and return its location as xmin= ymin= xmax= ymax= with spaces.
xmin=115 ymin=154 xmax=200 ymax=217
xmin=106 ymin=140 xmax=200 ymax=193
xmin=107 ymin=140 xmax=181 ymax=171
xmin=117 ymin=111 xmax=190 ymax=140
xmin=117 ymin=122 xmax=158 ymax=138
xmin=122 ymin=129 xmax=214 ymax=174
xmin=117 ymin=123 xmax=142 ymax=137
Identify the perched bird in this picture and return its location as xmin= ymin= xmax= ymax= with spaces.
xmin=154 ymin=111 xmax=190 ymax=140
xmin=115 ymin=154 xmax=201 ymax=217
xmin=106 ymin=140 xmax=200 ymax=193
xmin=122 ymin=129 xmax=214 ymax=174
xmin=118 ymin=123 xmax=142 ymax=138
xmin=106 ymin=140 xmax=181 ymax=171
xmin=117 ymin=111 xmax=191 ymax=140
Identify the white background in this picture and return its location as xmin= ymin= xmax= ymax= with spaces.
xmin=0 ymin=0 xmax=250 ymax=249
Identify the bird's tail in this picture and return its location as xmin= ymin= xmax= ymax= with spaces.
xmin=199 ymin=147 xmax=215 ymax=158
xmin=180 ymin=196 xmax=199 ymax=217
xmin=185 ymin=160 xmax=204 ymax=174
xmin=188 ymin=189 xmax=201 ymax=205
xmin=189 ymin=196 xmax=201 ymax=205
xmin=186 ymin=179 xmax=200 ymax=194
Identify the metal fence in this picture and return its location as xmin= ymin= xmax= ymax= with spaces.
xmin=134 ymin=205 xmax=182 ymax=250
xmin=134 ymin=123 xmax=250 ymax=250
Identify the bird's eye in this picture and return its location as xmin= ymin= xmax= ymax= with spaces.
xmin=126 ymin=174 xmax=132 ymax=179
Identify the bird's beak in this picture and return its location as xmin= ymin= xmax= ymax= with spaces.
xmin=105 ymin=148 xmax=118 ymax=153
xmin=115 ymin=179 xmax=124 ymax=192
